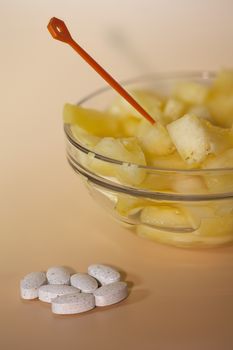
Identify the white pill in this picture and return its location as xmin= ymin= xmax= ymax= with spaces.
xmin=38 ymin=284 xmax=80 ymax=303
xmin=94 ymin=282 xmax=128 ymax=306
xmin=88 ymin=264 xmax=121 ymax=285
xmin=52 ymin=293 xmax=95 ymax=315
xmin=70 ymin=273 xmax=98 ymax=293
xmin=20 ymin=272 xmax=47 ymax=300
xmin=46 ymin=266 xmax=70 ymax=285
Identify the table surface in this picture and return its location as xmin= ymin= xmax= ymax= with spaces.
xmin=1 ymin=1 xmax=233 ymax=349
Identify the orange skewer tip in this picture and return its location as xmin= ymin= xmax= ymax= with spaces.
xmin=47 ymin=17 xmax=73 ymax=43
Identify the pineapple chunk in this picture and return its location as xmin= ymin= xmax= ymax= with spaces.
xmin=119 ymin=116 xmax=141 ymax=137
xmin=202 ymin=148 xmax=233 ymax=193
xmin=172 ymin=175 xmax=207 ymax=194
xmin=136 ymin=224 xmax=233 ymax=247
xmin=203 ymin=148 xmax=233 ymax=168
xmin=148 ymin=151 xmax=190 ymax=169
xmin=163 ymin=98 xmax=185 ymax=123
xmin=139 ymin=174 xmax=173 ymax=191
xmin=167 ymin=114 xmax=211 ymax=164
xmin=212 ymin=69 xmax=233 ymax=93
xmin=188 ymin=105 xmax=212 ymax=122
xmin=115 ymin=195 xmax=150 ymax=216
xmin=140 ymin=205 xmax=192 ymax=229
xmin=63 ymin=103 xmax=120 ymax=137
xmin=196 ymin=214 xmax=233 ymax=237
xmin=89 ymin=137 xmax=146 ymax=185
xmin=207 ymin=70 xmax=233 ymax=127
xmin=136 ymin=120 xmax=174 ymax=157
xmin=71 ymin=125 xmax=100 ymax=147
xmin=174 ymin=81 xmax=209 ymax=105
xmin=201 ymin=120 xmax=233 ymax=155
xmin=205 ymin=173 xmax=233 ymax=193
xmin=108 ymin=89 xmax=163 ymax=123
xmin=207 ymin=94 xmax=233 ymax=127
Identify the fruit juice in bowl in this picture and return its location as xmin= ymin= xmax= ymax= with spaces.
xmin=64 ymin=70 xmax=233 ymax=248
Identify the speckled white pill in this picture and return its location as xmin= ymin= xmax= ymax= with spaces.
xmin=20 ymin=272 xmax=47 ymax=300
xmin=38 ymin=284 xmax=80 ymax=303
xmin=46 ymin=266 xmax=70 ymax=285
xmin=94 ymin=281 xmax=128 ymax=306
xmin=88 ymin=264 xmax=121 ymax=285
xmin=52 ymin=293 xmax=95 ymax=314
xmin=70 ymin=273 xmax=98 ymax=293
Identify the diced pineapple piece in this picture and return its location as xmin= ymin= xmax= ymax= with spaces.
xmin=167 ymin=114 xmax=211 ymax=164
xmin=88 ymin=137 xmax=146 ymax=185
xmin=202 ymin=148 xmax=233 ymax=193
xmin=185 ymin=204 xmax=215 ymax=229
xmin=136 ymin=224 xmax=233 ymax=247
xmin=188 ymin=105 xmax=212 ymax=122
xmin=204 ymin=173 xmax=233 ymax=193
xmin=215 ymin=201 xmax=233 ymax=216
xmin=119 ymin=116 xmax=141 ymax=137
xmin=71 ymin=125 xmax=100 ymax=147
xmin=207 ymin=70 xmax=233 ymax=127
xmin=140 ymin=205 xmax=192 ymax=229
xmin=148 ymin=151 xmax=190 ymax=169
xmin=172 ymin=175 xmax=207 ymax=194
xmin=136 ymin=120 xmax=174 ymax=157
xmin=115 ymin=195 xmax=150 ymax=216
xmin=108 ymin=89 xmax=163 ymax=123
xmin=212 ymin=70 xmax=233 ymax=93
xmin=63 ymin=103 xmax=120 ymax=137
xmin=207 ymin=93 xmax=233 ymax=127
xmin=203 ymin=148 xmax=233 ymax=168
xmin=139 ymin=174 xmax=173 ymax=191
xmin=174 ymin=81 xmax=209 ymax=105
xmin=196 ymin=214 xmax=233 ymax=237
xmin=163 ymin=98 xmax=185 ymax=123
xmin=117 ymin=163 xmax=146 ymax=185
xmin=200 ymin=120 xmax=233 ymax=155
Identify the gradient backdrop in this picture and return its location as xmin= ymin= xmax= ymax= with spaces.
xmin=1 ymin=1 xmax=233 ymax=349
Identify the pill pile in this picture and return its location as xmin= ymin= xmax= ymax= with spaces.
xmin=20 ymin=264 xmax=128 ymax=315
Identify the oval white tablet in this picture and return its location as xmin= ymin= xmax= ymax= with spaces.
xmin=88 ymin=264 xmax=121 ymax=285
xmin=38 ymin=284 xmax=80 ymax=303
xmin=20 ymin=272 xmax=47 ymax=300
xmin=46 ymin=266 xmax=70 ymax=285
xmin=94 ymin=281 xmax=128 ymax=306
xmin=70 ymin=273 xmax=98 ymax=293
xmin=52 ymin=293 xmax=95 ymax=315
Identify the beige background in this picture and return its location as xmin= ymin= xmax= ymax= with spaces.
xmin=1 ymin=1 xmax=233 ymax=349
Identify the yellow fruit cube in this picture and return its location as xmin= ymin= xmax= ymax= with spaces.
xmin=163 ymin=98 xmax=185 ymax=123
xmin=115 ymin=195 xmax=150 ymax=216
xmin=136 ymin=120 xmax=174 ymax=157
xmin=172 ymin=175 xmax=207 ymax=194
xmin=201 ymin=120 xmax=233 ymax=155
xmin=88 ymin=137 xmax=146 ymax=185
xmin=71 ymin=125 xmax=100 ymax=147
xmin=212 ymin=70 xmax=233 ymax=94
xmin=136 ymin=224 xmax=233 ymax=247
xmin=174 ymin=81 xmax=209 ymax=105
xmin=188 ymin=105 xmax=212 ymax=122
xmin=207 ymin=93 xmax=233 ymax=127
xmin=203 ymin=148 xmax=233 ymax=168
xmin=148 ymin=151 xmax=190 ymax=169
xmin=63 ymin=103 xmax=120 ymax=137
xmin=140 ymin=205 xmax=192 ymax=229
xmin=108 ymin=89 xmax=163 ymax=123
xmin=167 ymin=114 xmax=211 ymax=164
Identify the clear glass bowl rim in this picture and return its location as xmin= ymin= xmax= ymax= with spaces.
xmin=64 ymin=71 xmax=233 ymax=174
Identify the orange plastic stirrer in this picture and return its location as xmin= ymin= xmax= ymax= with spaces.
xmin=47 ymin=17 xmax=155 ymax=125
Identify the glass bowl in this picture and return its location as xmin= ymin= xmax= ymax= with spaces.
xmin=64 ymin=72 xmax=233 ymax=248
